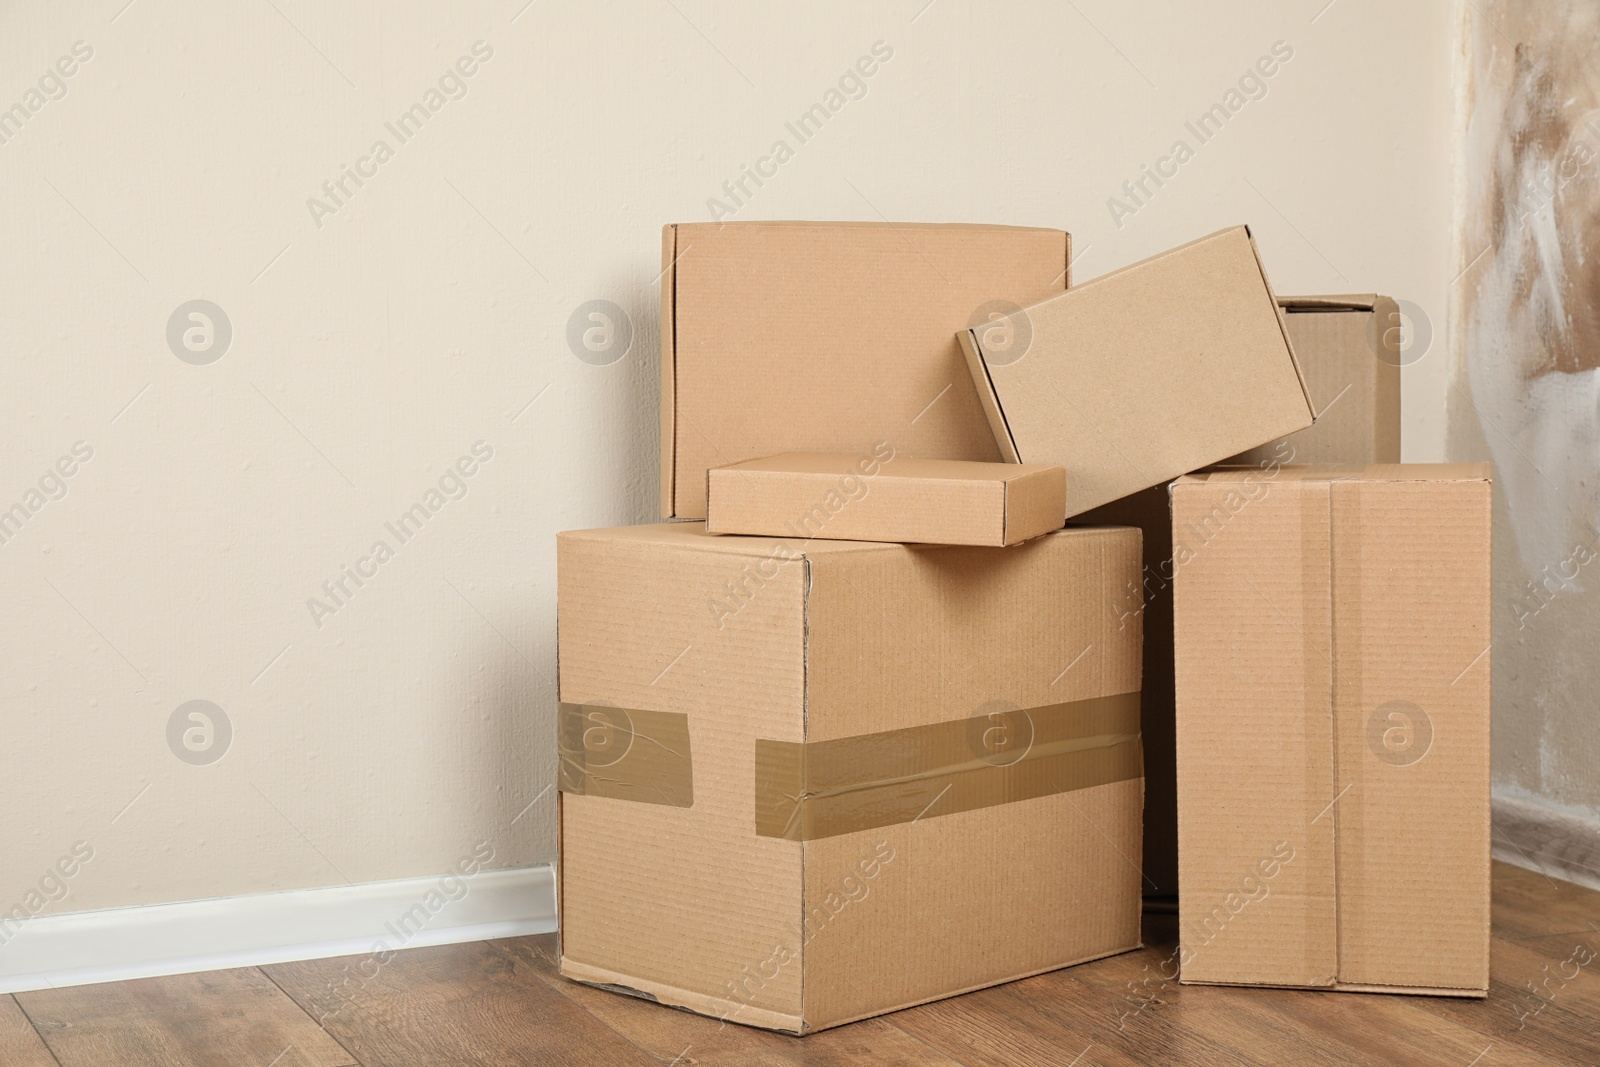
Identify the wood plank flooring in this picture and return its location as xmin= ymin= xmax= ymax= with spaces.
xmin=4 ymin=862 xmax=1596 ymax=1066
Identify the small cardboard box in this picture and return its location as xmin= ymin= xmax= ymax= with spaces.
xmin=1231 ymin=296 xmax=1402 ymax=466
xmin=960 ymin=225 xmax=1315 ymax=518
xmin=705 ymin=449 xmax=1066 ymax=547
xmin=556 ymin=522 xmax=1144 ymax=1033
xmin=1171 ymin=464 xmax=1491 ymax=995
xmin=661 ymin=221 xmax=1070 ymax=519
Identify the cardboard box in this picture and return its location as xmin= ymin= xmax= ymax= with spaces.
xmin=1171 ymin=464 xmax=1491 ymax=995
xmin=661 ymin=221 xmax=1070 ymax=519
xmin=1230 ymin=296 xmax=1402 ymax=465
xmin=960 ymin=225 xmax=1315 ymax=518
xmin=705 ymin=449 xmax=1067 ymax=547
xmin=556 ymin=522 xmax=1143 ymax=1033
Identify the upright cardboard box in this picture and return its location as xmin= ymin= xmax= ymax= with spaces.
xmin=557 ymin=522 xmax=1143 ymax=1033
xmin=1231 ymin=296 xmax=1402 ymax=466
xmin=961 ymin=225 xmax=1314 ymax=518
xmin=661 ymin=221 xmax=1070 ymax=519
xmin=1171 ymin=465 xmax=1491 ymax=995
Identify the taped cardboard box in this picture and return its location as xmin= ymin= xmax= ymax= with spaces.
xmin=556 ymin=522 xmax=1143 ymax=1033
xmin=1171 ymin=464 xmax=1491 ymax=995
xmin=960 ymin=225 xmax=1315 ymax=518
xmin=1230 ymin=296 xmax=1402 ymax=466
xmin=705 ymin=449 xmax=1066 ymax=547
xmin=661 ymin=220 xmax=1070 ymax=519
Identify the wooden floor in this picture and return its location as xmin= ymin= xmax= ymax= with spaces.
xmin=4 ymin=862 xmax=1597 ymax=1066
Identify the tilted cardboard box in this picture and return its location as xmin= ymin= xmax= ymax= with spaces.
xmin=1171 ymin=464 xmax=1491 ymax=995
xmin=1231 ymin=295 xmax=1403 ymax=466
xmin=660 ymin=221 xmax=1070 ymax=519
xmin=556 ymin=522 xmax=1143 ymax=1033
xmin=705 ymin=449 xmax=1067 ymax=547
xmin=961 ymin=225 xmax=1315 ymax=518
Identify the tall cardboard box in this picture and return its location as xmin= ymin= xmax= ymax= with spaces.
xmin=1171 ymin=465 xmax=1491 ymax=995
xmin=557 ymin=522 xmax=1143 ymax=1033
xmin=961 ymin=226 xmax=1314 ymax=518
xmin=661 ymin=221 xmax=1070 ymax=519
xmin=1231 ymin=296 xmax=1403 ymax=466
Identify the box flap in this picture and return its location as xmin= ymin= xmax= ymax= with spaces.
xmin=1173 ymin=475 xmax=1338 ymax=987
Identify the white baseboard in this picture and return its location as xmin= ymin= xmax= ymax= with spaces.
xmin=0 ymin=865 xmax=556 ymax=995
xmin=1493 ymin=791 xmax=1600 ymax=893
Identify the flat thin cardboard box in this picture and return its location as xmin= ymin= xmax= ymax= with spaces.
xmin=1171 ymin=464 xmax=1491 ymax=995
xmin=1230 ymin=296 xmax=1402 ymax=466
xmin=661 ymin=221 xmax=1070 ymax=519
xmin=705 ymin=449 xmax=1066 ymax=547
xmin=960 ymin=225 xmax=1315 ymax=518
xmin=557 ymin=522 xmax=1143 ymax=1033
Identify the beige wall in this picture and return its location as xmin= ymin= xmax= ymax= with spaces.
xmin=1 ymin=0 xmax=1457 ymax=918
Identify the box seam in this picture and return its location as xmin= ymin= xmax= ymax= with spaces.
xmin=962 ymin=328 xmax=1023 ymax=462
xmin=1243 ymin=224 xmax=1317 ymax=423
xmin=799 ymin=554 xmax=812 ymax=1024
xmin=1326 ymin=481 xmax=1343 ymax=986
xmin=661 ymin=223 xmax=680 ymax=518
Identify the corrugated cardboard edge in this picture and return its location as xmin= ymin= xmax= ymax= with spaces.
xmin=799 ymin=555 xmax=812 ymax=1025
xmin=1242 ymin=225 xmax=1317 ymax=424
xmin=1002 ymin=466 xmax=1067 ymax=544
xmin=959 ymin=327 xmax=1022 ymax=463
xmin=660 ymin=224 xmax=680 ymax=519
xmin=1371 ymin=295 xmax=1403 ymax=461
xmin=558 ymin=958 xmax=809 ymax=1033
xmin=1062 ymin=230 xmax=1073 ymax=287
xmin=561 ymin=942 xmax=1145 ymax=1035
xmin=1177 ymin=976 xmax=1486 ymax=998
xmin=1278 ymin=294 xmax=1379 ymax=312
xmin=555 ymin=611 xmax=566 ymax=964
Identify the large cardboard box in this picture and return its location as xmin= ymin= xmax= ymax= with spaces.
xmin=705 ymin=450 xmax=1066 ymax=547
xmin=960 ymin=225 xmax=1315 ymax=518
xmin=556 ymin=522 xmax=1144 ymax=1033
xmin=660 ymin=221 xmax=1070 ymax=519
xmin=1171 ymin=464 xmax=1491 ymax=995
xmin=1231 ymin=296 xmax=1402 ymax=466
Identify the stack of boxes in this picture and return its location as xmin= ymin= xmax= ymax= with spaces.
xmin=555 ymin=221 xmax=1491 ymax=1034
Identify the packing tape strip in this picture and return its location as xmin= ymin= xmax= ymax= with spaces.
xmin=558 ymin=702 xmax=694 ymax=808
xmin=754 ymin=692 xmax=1142 ymax=841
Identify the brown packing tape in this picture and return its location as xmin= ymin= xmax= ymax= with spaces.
xmin=754 ymin=692 xmax=1142 ymax=842
xmin=558 ymin=702 xmax=694 ymax=808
